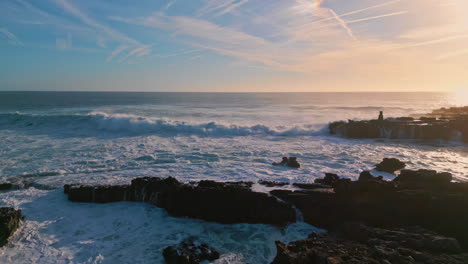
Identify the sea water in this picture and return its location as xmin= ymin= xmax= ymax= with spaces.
xmin=0 ymin=92 xmax=466 ymax=263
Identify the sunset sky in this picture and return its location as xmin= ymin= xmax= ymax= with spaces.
xmin=1 ymin=0 xmax=468 ymax=92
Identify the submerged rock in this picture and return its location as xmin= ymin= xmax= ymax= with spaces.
xmin=272 ymin=157 xmax=301 ymax=168
xmin=163 ymin=237 xmax=220 ymax=264
xmin=64 ymin=177 xmax=295 ymax=226
xmin=0 ymin=207 xmax=23 ymax=247
xmin=0 ymin=183 xmax=13 ymax=191
xmin=375 ymin=158 xmax=406 ymax=173
xmin=134 ymin=155 xmax=155 ymax=161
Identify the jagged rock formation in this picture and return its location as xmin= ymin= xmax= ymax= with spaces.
xmin=273 ymin=223 xmax=468 ymax=264
xmin=63 ymin=165 xmax=468 ymax=262
xmin=272 ymin=157 xmax=301 ymax=168
xmin=163 ymin=237 xmax=220 ymax=264
xmin=272 ymin=169 xmax=468 ymax=249
xmin=375 ymin=158 xmax=406 ymax=173
xmin=64 ymin=177 xmax=296 ymax=226
xmin=329 ymin=107 xmax=468 ymax=142
xmin=0 ymin=207 xmax=23 ymax=247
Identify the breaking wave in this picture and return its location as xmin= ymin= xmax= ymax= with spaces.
xmin=0 ymin=112 xmax=326 ymax=137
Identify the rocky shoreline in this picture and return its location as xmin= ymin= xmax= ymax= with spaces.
xmin=329 ymin=107 xmax=468 ymax=142
xmin=61 ymin=158 xmax=468 ymax=263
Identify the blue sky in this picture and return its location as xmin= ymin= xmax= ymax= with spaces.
xmin=1 ymin=0 xmax=468 ymax=92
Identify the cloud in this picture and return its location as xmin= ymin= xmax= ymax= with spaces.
xmin=51 ymin=0 xmax=140 ymax=45
xmin=0 ymin=27 xmax=24 ymax=46
xmin=106 ymin=45 xmax=129 ymax=62
xmin=118 ymin=45 xmax=153 ymax=62
xmin=164 ymin=0 xmax=177 ymax=11
xmin=56 ymin=33 xmax=72 ymax=50
xmin=328 ymin=9 xmax=356 ymax=40
xmin=155 ymin=49 xmax=202 ymax=58
xmin=197 ymin=0 xmax=249 ymax=17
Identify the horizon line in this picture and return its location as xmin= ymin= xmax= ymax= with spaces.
xmin=0 ymin=90 xmax=451 ymax=93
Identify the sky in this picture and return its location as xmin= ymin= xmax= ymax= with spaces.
xmin=0 ymin=0 xmax=468 ymax=92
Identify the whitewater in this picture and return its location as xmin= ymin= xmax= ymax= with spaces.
xmin=0 ymin=92 xmax=467 ymax=263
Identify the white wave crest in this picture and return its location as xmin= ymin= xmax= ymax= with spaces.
xmin=0 ymin=112 xmax=327 ymax=137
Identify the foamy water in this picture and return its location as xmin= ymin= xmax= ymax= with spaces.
xmin=0 ymin=92 xmax=466 ymax=263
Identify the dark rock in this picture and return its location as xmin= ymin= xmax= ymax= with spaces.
xmin=271 ymin=169 xmax=468 ymax=249
xmin=258 ymin=180 xmax=289 ymax=187
xmin=163 ymin=237 xmax=219 ymax=264
xmin=292 ymin=183 xmax=330 ymax=190
xmin=65 ymin=177 xmax=295 ymax=226
xmin=287 ymin=157 xmax=300 ymax=168
xmin=358 ymin=171 xmax=376 ymax=181
xmin=0 ymin=207 xmax=23 ymax=247
xmin=375 ymin=158 xmax=406 ymax=173
xmin=328 ymin=108 xmax=468 ymax=142
xmin=314 ymin=173 xmax=340 ymax=186
xmin=272 ymin=157 xmax=300 ymax=168
xmin=0 ymin=183 xmax=13 ymax=191
xmin=272 ymin=233 xmax=379 ymax=264
xmin=65 ymin=185 xmax=130 ymax=203
xmin=273 ymin=223 xmax=468 ymax=264
xmin=394 ymin=169 xmax=452 ymax=188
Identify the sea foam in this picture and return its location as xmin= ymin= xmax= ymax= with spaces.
xmin=0 ymin=112 xmax=326 ymax=137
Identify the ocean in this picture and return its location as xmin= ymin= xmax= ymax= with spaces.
xmin=0 ymin=92 xmax=466 ymax=263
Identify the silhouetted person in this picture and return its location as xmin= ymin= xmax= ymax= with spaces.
xmin=378 ymin=111 xmax=384 ymax=121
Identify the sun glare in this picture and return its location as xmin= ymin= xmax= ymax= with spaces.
xmin=451 ymin=87 xmax=468 ymax=106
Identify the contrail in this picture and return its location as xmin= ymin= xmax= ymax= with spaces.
xmin=346 ymin=11 xmax=408 ymax=24
xmin=312 ymin=11 xmax=408 ymax=31
xmin=329 ymin=9 xmax=357 ymax=40
xmin=305 ymin=0 xmax=402 ymax=27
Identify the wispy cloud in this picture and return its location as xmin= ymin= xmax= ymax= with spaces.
xmin=106 ymin=45 xmax=129 ymax=62
xmin=164 ymin=0 xmax=177 ymax=11
xmin=0 ymin=27 xmax=24 ymax=46
xmin=303 ymin=0 xmax=402 ymax=27
xmin=52 ymin=0 xmax=140 ymax=45
xmin=155 ymin=49 xmax=202 ymax=58
xmin=197 ymin=0 xmax=249 ymax=17
xmin=118 ymin=45 xmax=153 ymax=62
xmin=404 ymin=34 xmax=468 ymax=48
xmin=216 ymin=0 xmax=249 ymax=16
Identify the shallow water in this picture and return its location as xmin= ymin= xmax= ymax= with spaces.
xmin=0 ymin=92 xmax=466 ymax=263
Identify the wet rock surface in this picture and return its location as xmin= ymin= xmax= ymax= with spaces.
xmin=0 ymin=183 xmax=13 ymax=191
xmin=0 ymin=207 xmax=23 ymax=247
xmin=64 ymin=177 xmax=296 ymax=226
xmin=163 ymin=237 xmax=220 ymax=264
xmin=273 ymin=169 xmax=468 ymax=249
xmin=273 ymin=224 xmax=468 ymax=264
xmin=375 ymin=158 xmax=406 ymax=173
xmin=63 ymin=162 xmax=468 ymax=262
xmin=272 ymin=157 xmax=300 ymax=168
